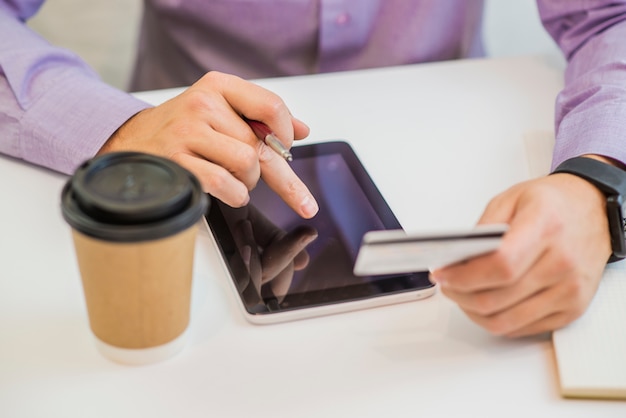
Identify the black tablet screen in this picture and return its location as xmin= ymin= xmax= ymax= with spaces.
xmin=205 ymin=141 xmax=433 ymax=315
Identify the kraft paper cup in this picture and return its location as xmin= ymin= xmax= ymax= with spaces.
xmin=61 ymin=152 xmax=208 ymax=365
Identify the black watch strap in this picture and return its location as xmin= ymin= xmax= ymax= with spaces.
xmin=552 ymin=156 xmax=626 ymax=262
xmin=552 ymin=157 xmax=626 ymax=196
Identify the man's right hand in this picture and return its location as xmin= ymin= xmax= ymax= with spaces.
xmin=98 ymin=71 xmax=319 ymax=219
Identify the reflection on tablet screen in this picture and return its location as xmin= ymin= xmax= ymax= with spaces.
xmin=206 ymin=141 xmax=433 ymax=316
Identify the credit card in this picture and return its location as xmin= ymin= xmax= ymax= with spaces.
xmin=353 ymin=224 xmax=508 ymax=276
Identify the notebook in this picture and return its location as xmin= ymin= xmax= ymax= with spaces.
xmin=552 ymin=265 xmax=626 ymax=399
xmin=524 ymin=131 xmax=626 ymax=400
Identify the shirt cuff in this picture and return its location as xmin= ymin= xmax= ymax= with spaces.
xmin=20 ymin=72 xmax=152 ymax=175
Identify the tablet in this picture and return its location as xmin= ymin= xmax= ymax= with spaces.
xmin=204 ymin=140 xmax=435 ymax=324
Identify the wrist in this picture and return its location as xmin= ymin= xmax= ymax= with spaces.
xmin=552 ymin=156 xmax=626 ymax=262
xmin=96 ymin=110 xmax=144 ymax=155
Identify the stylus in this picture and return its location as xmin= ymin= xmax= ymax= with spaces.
xmin=245 ymin=118 xmax=293 ymax=162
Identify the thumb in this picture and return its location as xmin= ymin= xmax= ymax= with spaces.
xmin=476 ymin=183 xmax=524 ymax=226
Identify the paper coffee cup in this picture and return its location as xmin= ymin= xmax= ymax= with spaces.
xmin=61 ymin=152 xmax=208 ymax=365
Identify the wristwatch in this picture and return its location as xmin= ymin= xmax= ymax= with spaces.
xmin=552 ymin=156 xmax=626 ymax=262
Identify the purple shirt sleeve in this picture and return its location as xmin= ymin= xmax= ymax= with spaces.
xmin=0 ymin=2 xmax=150 ymax=174
xmin=537 ymin=0 xmax=626 ymax=169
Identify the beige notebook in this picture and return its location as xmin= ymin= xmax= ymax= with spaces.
xmin=552 ymin=265 xmax=626 ymax=399
xmin=524 ymin=131 xmax=626 ymax=400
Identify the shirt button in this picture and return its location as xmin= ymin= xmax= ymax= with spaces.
xmin=335 ymin=12 xmax=350 ymax=25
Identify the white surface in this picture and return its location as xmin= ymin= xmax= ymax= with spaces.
xmin=1 ymin=56 xmax=624 ymax=417
xmin=523 ymin=130 xmax=556 ymax=178
xmin=483 ymin=0 xmax=562 ymax=59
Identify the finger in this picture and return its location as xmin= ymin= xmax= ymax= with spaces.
xmin=227 ymin=244 xmax=263 ymax=307
xmin=291 ymin=116 xmax=310 ymax=141
xmin=434 ymin=193 xmax=549 ymax=293
xmin=440 ymin=249 xmax=562 ymax=317
xmin=233 ymin=219 xmax=263 ymax=293
xmin=261 ymin=228 xmax=318 ymax=283
xmin=260 ymin=152 xmax=319 ymax=218
xmin=246 ymin=205 xmax=285 ymax=247
xmin=184 ymin=89 xmax=259 ymax=146
xmin=505 ymin=312 xmax=572 ymax=338
xmin=292 ymin=249 xmax=311 ymax=271
xmin=462 ymin=275 xmax=590 ymax=336
xmin=184 ymin=129 xmax=261 ymax=191
xmin=195 ymin=71 xmax=297 ymax=146
xmin=193 ymin=72 xmax=319 ymax=218
xmin=177 ymin=82 xmax=284 ymax=157
xmin=270 ymin=266 xmax=295 ymax=304
xmin=174 ymin=153 xmax=250 ymax=207
xmin=476 ymin=184 xmax=521 ymax=225
xmin=183 ymin=75 xmax=310 ymax=147
xmin=228 ymin=251 xmax=251 ymax=292
xmin=195 ymin=72 xmax=319 ymax=218
xmin=246 ymin=206 xmax=315 ymax=271
xmin=461 ymin=291 xmax=559 ymax=337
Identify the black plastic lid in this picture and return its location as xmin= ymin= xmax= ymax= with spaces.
xmin=61 ymin=152 xmax=209 ymax=242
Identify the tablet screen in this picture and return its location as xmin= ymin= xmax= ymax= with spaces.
xmin=205 ymin=141 xmax=433 ymax=316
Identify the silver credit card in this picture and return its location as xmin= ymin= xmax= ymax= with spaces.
xmin=353 ymin=224 xmax=508 ymax=276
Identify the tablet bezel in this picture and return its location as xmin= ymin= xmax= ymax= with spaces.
xmin=203 ymin=140 xmax=435 ymax=324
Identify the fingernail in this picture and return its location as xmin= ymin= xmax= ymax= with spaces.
xmin=241 ymin=245 xmax=251 ymax=266
xmin=300 ymin=232 xmax=318 ymax=246
xmin=292 ymin=116 xmax=309 ymax=130
xmin=429 ymin=271 xmax=445 ymax=286
xmin=300 ymin=195 xmax=319 ymax=218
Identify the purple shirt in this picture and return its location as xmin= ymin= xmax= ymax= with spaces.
xmin=1 ymin=0 xmax=626 ymax=174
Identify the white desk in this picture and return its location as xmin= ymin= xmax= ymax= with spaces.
xmin=1 ymin=55 xmax=623 ymax=417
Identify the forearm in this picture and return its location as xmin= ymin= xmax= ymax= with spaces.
xmin=538 ymin=1 xmax=626 ymax=169
xmin=0 ymin=5 xmax=150 ymax=174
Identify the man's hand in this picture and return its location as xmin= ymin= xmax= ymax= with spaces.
xmin=431 ymin=171 xmax=611 ymax=337
xmin=98 ymin=71 xmax=319 ymax=219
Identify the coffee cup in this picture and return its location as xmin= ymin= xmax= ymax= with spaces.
xmin=61 ymin=152 xmax=208 ymax=365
